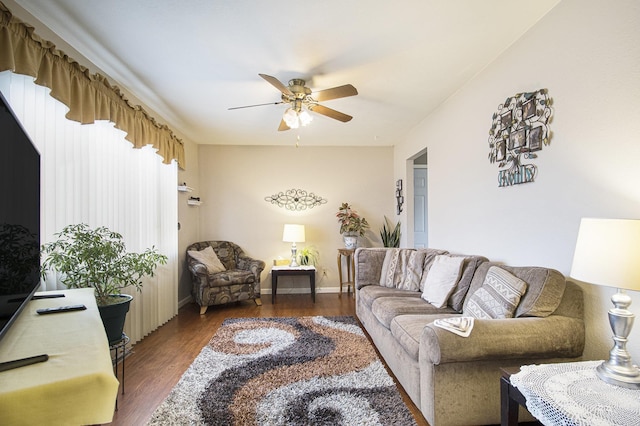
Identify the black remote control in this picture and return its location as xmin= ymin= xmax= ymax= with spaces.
xmin=36 ymin=304 xmax=87 ymax=315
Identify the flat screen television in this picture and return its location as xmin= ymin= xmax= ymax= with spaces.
xmin=0 ymin=90 xmax=41 ymax=344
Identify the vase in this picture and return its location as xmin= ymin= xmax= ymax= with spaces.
xmin=343 ymin=235 xmax=358 ymax=249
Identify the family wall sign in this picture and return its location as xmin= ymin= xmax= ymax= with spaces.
xmin=488 ymin=89 xmax=553 ymax=187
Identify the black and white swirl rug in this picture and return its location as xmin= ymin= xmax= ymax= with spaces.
xmin=147 ymin=316 xmax=417 ymax=425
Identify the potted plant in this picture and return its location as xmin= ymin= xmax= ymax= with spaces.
xmin=336 ymin=202 xmax=369 ymax=249
xmin=40 ymin=223 xmax=167 ymax=344
xmin=298 ymin=246 xmax=319 ymax=266
xmin=380 ymin=216 xmax=401 ymax=248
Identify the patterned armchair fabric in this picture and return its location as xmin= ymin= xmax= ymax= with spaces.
xmin=186 ymin=241 xmax=265 ymax=314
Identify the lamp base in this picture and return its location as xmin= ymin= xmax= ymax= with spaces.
xmin=596 ymin=361 xmax=640 ymax=389
xmin=597 ymin=289 xmax=640 ymax=389
xmin=289 ymin=244 xmax=298 ymax=267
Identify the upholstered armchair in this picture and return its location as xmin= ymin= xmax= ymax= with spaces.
xmin=186 ymin=241 xmax=265 ymax=314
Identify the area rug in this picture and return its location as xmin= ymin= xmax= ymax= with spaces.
xmin=147 ymin=316 xmax=417 ymax=425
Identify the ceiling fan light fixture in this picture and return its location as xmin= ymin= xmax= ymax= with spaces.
xmin=283 ymin=107 xmax=300 ymax=129
xmin=298 ymin=109 xmax=313 ymax=126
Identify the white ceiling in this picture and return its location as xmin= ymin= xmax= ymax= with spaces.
xmin=14 ymin=0 xmax=560 ymax=147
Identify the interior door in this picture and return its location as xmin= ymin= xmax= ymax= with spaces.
xmin=413 ymin=166 xmax=428 ymax=248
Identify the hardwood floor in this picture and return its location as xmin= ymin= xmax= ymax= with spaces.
xmin=107 ymin=293 xmax=429 ymax=426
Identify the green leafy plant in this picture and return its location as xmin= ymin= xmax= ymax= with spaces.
xmin=298 ymin=246 xmax=319 ymax=266
xmin=40 ymin=224 xmax=167 ymax=306
xmin=336 ymin=202 xmax=369 ymax=237
xmin=380 ymin=216 xmax=401 ymax=248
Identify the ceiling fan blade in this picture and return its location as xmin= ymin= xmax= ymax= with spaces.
xmin=313 ymin=84 xmax=358 ymax=102
xmin=228 ymin=101 xmax=284 ymax=110
xmin=309 ymin=104 xmax=353 ymax=122
xmin=259 ymin=74 xmax=293 ymax=96
xmin=278 ymin=119 xmax=290 ymax=131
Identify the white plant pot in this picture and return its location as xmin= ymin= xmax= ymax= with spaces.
xmin=343 ymin=235 xmax=358 ymax=249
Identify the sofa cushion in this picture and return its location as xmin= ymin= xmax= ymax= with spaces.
xmin=358 ymin=285 xmax=421 ymax=310
xmin=512 ymin=267 xmax=566 ymax=318
xmin=464 ymin=266 xmax=527 ymax=319
xmin=354 ymin=248 xmax=387 ymax=289
xmin=188 ymin=246 xmax=226 ymax=273
xmin=447 ymin=255 xmax=489 ymax=312
xmin=464 ymin=262 xmax=566 ymax=318
xmin=372 ymin=296 xmax=456 ymax=329
xmin=421 ymin=255 xmax=465 ymax=308
xmin=390 ymin=314 xmax=457 ymax=361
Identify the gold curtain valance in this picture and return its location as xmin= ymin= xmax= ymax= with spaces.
xmin=0 ymin=3 xmax=185 ymax=168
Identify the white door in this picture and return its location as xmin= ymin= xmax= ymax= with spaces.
xmin=413 ymin=167 xmax=428 ymax=248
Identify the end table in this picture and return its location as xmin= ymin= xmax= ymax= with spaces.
xmin=271 ymin=265 xmax=316 ymax=304
xmin=502 ymin=361 xmax=640 ymax=425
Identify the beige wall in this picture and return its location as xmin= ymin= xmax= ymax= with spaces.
xmin=191 ymin=145 xmax=394 ymax=295
xmin=394 ymin=0 xmax=640 ymax=361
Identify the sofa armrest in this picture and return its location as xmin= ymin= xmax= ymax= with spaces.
xmin=187 ymin=259 xmax=208 ymax=277
xmin=237 ymin=255 xmax=266 ymax=282
xmin=421 ymin=316 xmax=585 ymax=364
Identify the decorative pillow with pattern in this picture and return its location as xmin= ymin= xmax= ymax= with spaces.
xmin=379 ymin=249 xmax=400 ymax=288
xmin=421 ymin=255 xmax=465 ymax=308
xmin=464 ymin=266 xmax=527 ymax=319
xmin=188 ymin=246 xmax=226 ymax=273
xmin=399 ymin=250 xmax=427 ymax=291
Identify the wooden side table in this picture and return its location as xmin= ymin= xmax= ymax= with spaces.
xmin=271 ymin=266 xmax=316 ymax=304
xmin=337 ymin=248 xmax=356 ymax=295
xmin=500 ymin=367 xmax=529 ymax=426
xmin=502 ymin=361 xmax=640 ymax=425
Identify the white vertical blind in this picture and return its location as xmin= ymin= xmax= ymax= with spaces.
xmin=0 ymin=71 xmax=178 ymax=344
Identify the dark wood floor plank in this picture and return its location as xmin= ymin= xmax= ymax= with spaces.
xmin=107 ymin=294 xmax=428 ymax=425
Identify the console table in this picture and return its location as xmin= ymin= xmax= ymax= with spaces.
xmin=0 ymin=288 xmax=119 ymax=425
xmin=502 ymin=361 xmax=640 ymax=426
xmin=271 ymin=265 xmax=316 ymax=303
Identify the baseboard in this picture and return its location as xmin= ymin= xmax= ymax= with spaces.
xmin=260 ymin=286 xmax=346 ymax=295
xmin=179 ymin=288 xmax=348 ymax=306
xmin=178 ymin=295 xmax=193 ymax=308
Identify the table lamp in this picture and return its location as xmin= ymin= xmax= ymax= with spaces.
xmin=570 ymin=218 xmax=640 ymax=389
xmin=282 ymin=224 xmax=305 ymax=267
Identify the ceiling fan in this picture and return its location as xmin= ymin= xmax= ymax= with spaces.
xmin=229 ymin=74 xmax=358 ymax=131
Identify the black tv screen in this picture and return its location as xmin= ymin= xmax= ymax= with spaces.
xmin=0 ymin=90 xmax=41 ymax=343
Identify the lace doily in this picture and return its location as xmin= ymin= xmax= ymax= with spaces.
xmin=511 ymin=361 xmax=640 ymax=426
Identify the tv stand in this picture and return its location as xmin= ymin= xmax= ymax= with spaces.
xmin=0 ymin=288 xmax=119 ymax=424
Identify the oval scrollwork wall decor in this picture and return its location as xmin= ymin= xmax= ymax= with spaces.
xmin=264 ymin=188 xmax=327 ymax=210
xmin=488 ymin=89 xmax=553 ymax=187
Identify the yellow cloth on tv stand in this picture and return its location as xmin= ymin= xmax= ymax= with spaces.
xmin=0 ymin=288 xmax=119 ymax=425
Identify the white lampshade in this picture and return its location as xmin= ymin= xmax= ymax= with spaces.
xmin=570 ymin=218 xmax=640 ymax=290
xmin=283 ymin=224 xmax=305 ymax=243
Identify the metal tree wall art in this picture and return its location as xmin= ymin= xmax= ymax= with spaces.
xmin=264 ymin=188 xmax=327 ymax=210
xmin=488 ymin=89 xmax=553 ymax=187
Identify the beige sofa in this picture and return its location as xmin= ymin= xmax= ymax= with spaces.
xmin=355 ymin=248 xmax=585 ymax=426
